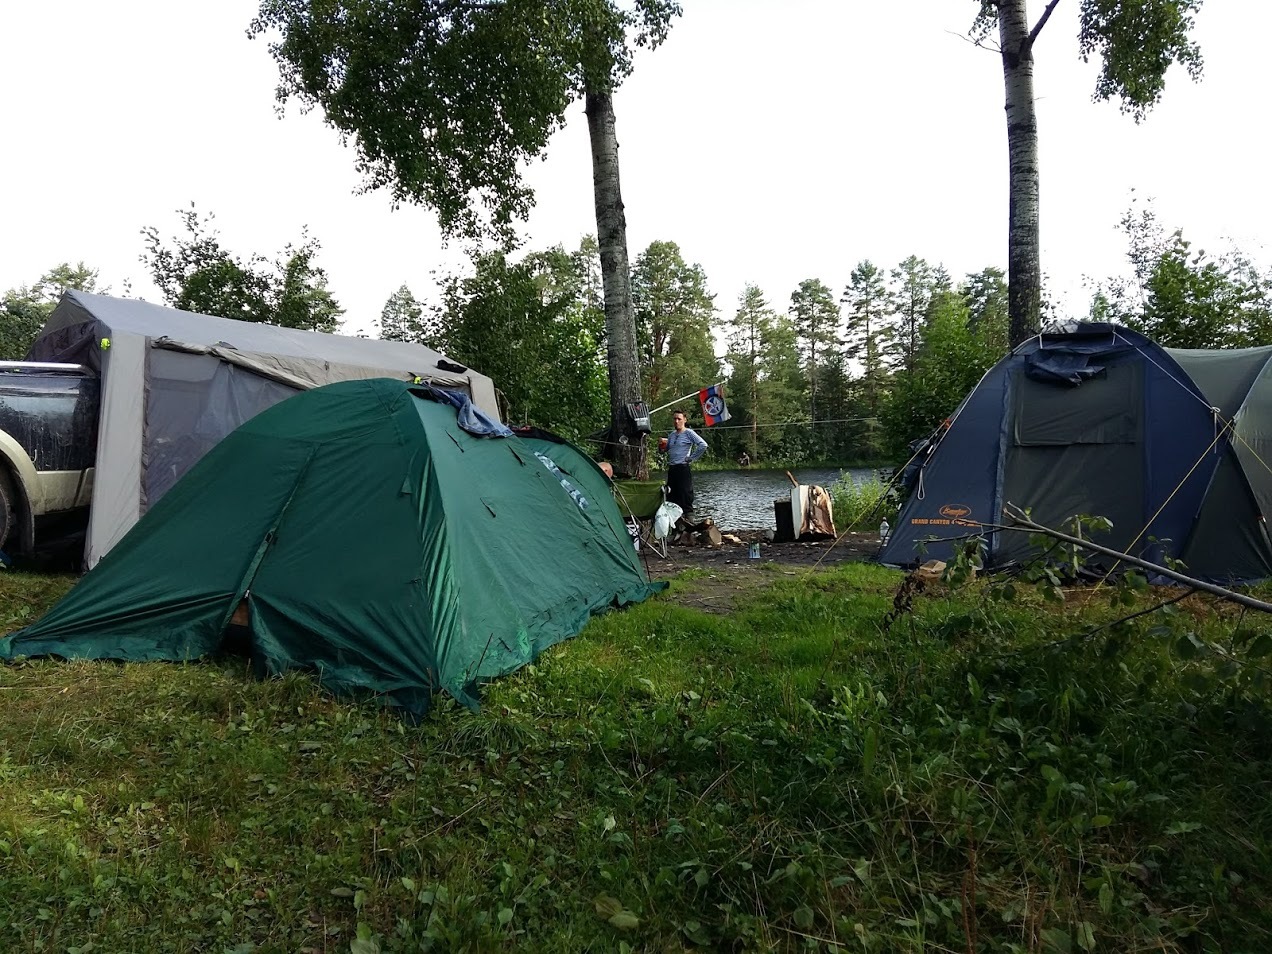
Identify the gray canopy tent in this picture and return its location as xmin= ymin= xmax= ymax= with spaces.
xmin=29 ymin=291 xmax=500 ymax=568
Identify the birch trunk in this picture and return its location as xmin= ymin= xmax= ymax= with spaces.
xmin=585 ymin=89 xmax=646 ymax=480
xmin=998 ymin=0 xmax=1042 ymax=346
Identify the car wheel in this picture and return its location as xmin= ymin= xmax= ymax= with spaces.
xmin=0 ymin=468 xmax=15 ymax=553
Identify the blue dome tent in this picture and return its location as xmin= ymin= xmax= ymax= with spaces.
xmin=880 ymin=323 xmax=1272 ymax=584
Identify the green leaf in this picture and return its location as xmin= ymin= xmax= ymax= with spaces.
xmin=330 ymin=886 xmax=355 ymax=898
xmin=594 ymin=895 xmax=623 ymax=919
xmin=350 ymin=940 xmax=381 ymax=954
xmin=793 ymin=905 xmax=815 ymax=930
xmin=862 ymin=726 xmax=878 ymax=776
xmin=1041 ymin=765 xmax=1063 ymax=784
xmin=498 ymin=907 xmax=514 ymax=927
xmin=966 ymin=673 xmax=982 ymax=701
xmin=1181 ymin=671 xmax=1212 ymax=694
xmin=1091 ymin=815 xmax=1113 ymax=828
xmin=1040 ymin=927 xmax=1072 ymax=953
xmin=608 ymin=911 xmax=640 ymax=931
xmin=1099 ymin=881 xmax=1114 ymax=915
xmin=1247 ymin=633 xmax=1272 ymax=658
xmin=852 ymin=858 xmax=872 ymax=883
xmin=1076 ymin=921 xmax=1096 ymax=952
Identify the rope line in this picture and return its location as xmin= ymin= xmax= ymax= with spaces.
xmin=1093 ymin=417 xmax=1234 ymax=589
xmin=1112 ymin=331 xmax=1217 ymax=416
xmin=1113 ymin=332 xmax=1272 ymax=483
xmin=804 ymin=421 xmax=954 ymax=574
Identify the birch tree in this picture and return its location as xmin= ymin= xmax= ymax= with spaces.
xmin=972 ymin=0 xmax=1204 ymax=346
xmin=250 ymin=0 xmax=681 ymax=478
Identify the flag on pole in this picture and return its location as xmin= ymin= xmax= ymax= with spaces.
xmin=698 ymin=383 xmax=731 ymax=426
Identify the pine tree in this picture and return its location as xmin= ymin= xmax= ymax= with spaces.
xmin=789 ymin=278 xmax=840 ymax=429
xmin=841 ymin=261 xmax=894 ymax=420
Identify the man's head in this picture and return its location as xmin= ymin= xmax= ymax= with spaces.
xmin=672 ymin=411 xmax=687 ymax=432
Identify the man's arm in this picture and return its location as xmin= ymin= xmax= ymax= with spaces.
xmin=688 ymin=428 xmax=708 ymax=463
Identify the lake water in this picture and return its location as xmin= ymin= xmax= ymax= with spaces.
xmin=666 ymin=467 xmax=880 ymax=530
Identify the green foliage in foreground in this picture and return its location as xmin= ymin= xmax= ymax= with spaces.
xmin=0 ymin=564 xmax=1270 ymax=952
xmin=830 ymin=472 xmax=901 ymax=531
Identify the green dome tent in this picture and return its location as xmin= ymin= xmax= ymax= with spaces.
xmin=0 ymin=379 xmax=664 ymax=714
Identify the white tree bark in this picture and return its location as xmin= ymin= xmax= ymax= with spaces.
xmin=586 ymin=89 xmax=647 ymax=479
xmin=998 ymin=0 xmax=1044 ymax=346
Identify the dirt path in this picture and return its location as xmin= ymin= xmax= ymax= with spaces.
xmin=640 ymin=529 xmax=887 ymax=613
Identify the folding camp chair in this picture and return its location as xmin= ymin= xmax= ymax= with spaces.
xmin=613 ymin=479 xmax=673 ymax=558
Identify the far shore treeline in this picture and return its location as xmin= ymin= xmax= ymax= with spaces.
xmin=5 ymin=201 xmax=1272 ymax=467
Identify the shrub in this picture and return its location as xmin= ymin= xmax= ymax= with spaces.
xmin=830 ymin=470 xmax=899 ymax=531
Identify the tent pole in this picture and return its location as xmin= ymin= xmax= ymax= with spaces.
xmin=647 ymin=389 xmax=703 ymax=417
xmin=1000 ymin=503 xmax=1272 ymax=614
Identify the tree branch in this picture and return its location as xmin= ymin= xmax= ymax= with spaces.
xmin=1026 ymin=0 xmax=1062 ymax=52
xmin=999 ymin=504 xmax=1272 ymax=614
xmin=949 ymin=28 xmax=1001 ymax=54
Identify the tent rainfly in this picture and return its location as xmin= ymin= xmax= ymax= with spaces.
xmin=880 ymin=322 xmax=1272 ymax=584
xmin=0 ymin=379 xmax=664 ymax=714
xmin=27 ymin=290 xmax=501 ymax=568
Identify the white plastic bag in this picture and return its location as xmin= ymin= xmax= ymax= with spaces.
xmin=653 ymin=501 xmax=683 ymax=541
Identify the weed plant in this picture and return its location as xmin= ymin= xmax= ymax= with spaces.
xmin=830 ymin=472 xmax=900 ymax=531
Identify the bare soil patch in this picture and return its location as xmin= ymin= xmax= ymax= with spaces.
xmin=640 ymin=529 xmax=886 ymax=613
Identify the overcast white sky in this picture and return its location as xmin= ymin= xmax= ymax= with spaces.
xmin=2 ymin=1 xmax=1268 ymax=339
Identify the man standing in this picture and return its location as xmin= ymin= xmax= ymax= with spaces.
xmin=665 ymin=410 xmax=708 ymax=519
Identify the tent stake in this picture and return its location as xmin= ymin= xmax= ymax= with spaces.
xmin=998 ymin=503 xmax=1272 ymax=614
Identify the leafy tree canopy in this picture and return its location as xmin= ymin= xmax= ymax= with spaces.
xmin=1 ymin=263 xmax=102 ymax=361
xmin=424 ymin=243 xmax=609 ymax=438
xmin=250 ymin=0 xmax=680 ymax=244
xmin=631 ymin=240 xmax=718 ymax=406
xmin=1077 ymin=0 xmax=1203 ymax=120
xmin=140 ymin=205 xmax=343 ymax=333
xmin=1091 ymin=202 xmax=1272 ymax=349
xmin=972 ymin=0 xmax=1202 ymax=115
xmin=378 ymin=284 xmax=429 ymax=344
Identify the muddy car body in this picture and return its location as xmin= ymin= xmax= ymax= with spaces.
xmin=0 ymin=362 xmax=98 ymax=555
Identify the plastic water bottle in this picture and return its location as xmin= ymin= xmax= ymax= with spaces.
xmin=879 ymin=519 xmax=890 ymax=544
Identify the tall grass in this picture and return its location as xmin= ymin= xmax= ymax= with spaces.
xmin=830 ymin=470 xmax=900 ymax=531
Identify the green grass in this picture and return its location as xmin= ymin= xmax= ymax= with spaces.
xmin=1 ymin=566 xmax=1270 ymax=952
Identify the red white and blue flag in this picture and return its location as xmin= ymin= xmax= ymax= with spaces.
xmin=698 ymin=383 xmax=731 ymax=427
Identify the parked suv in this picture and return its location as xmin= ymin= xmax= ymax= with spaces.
xmin=0 ymin=362 xmax=99 ymax=556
